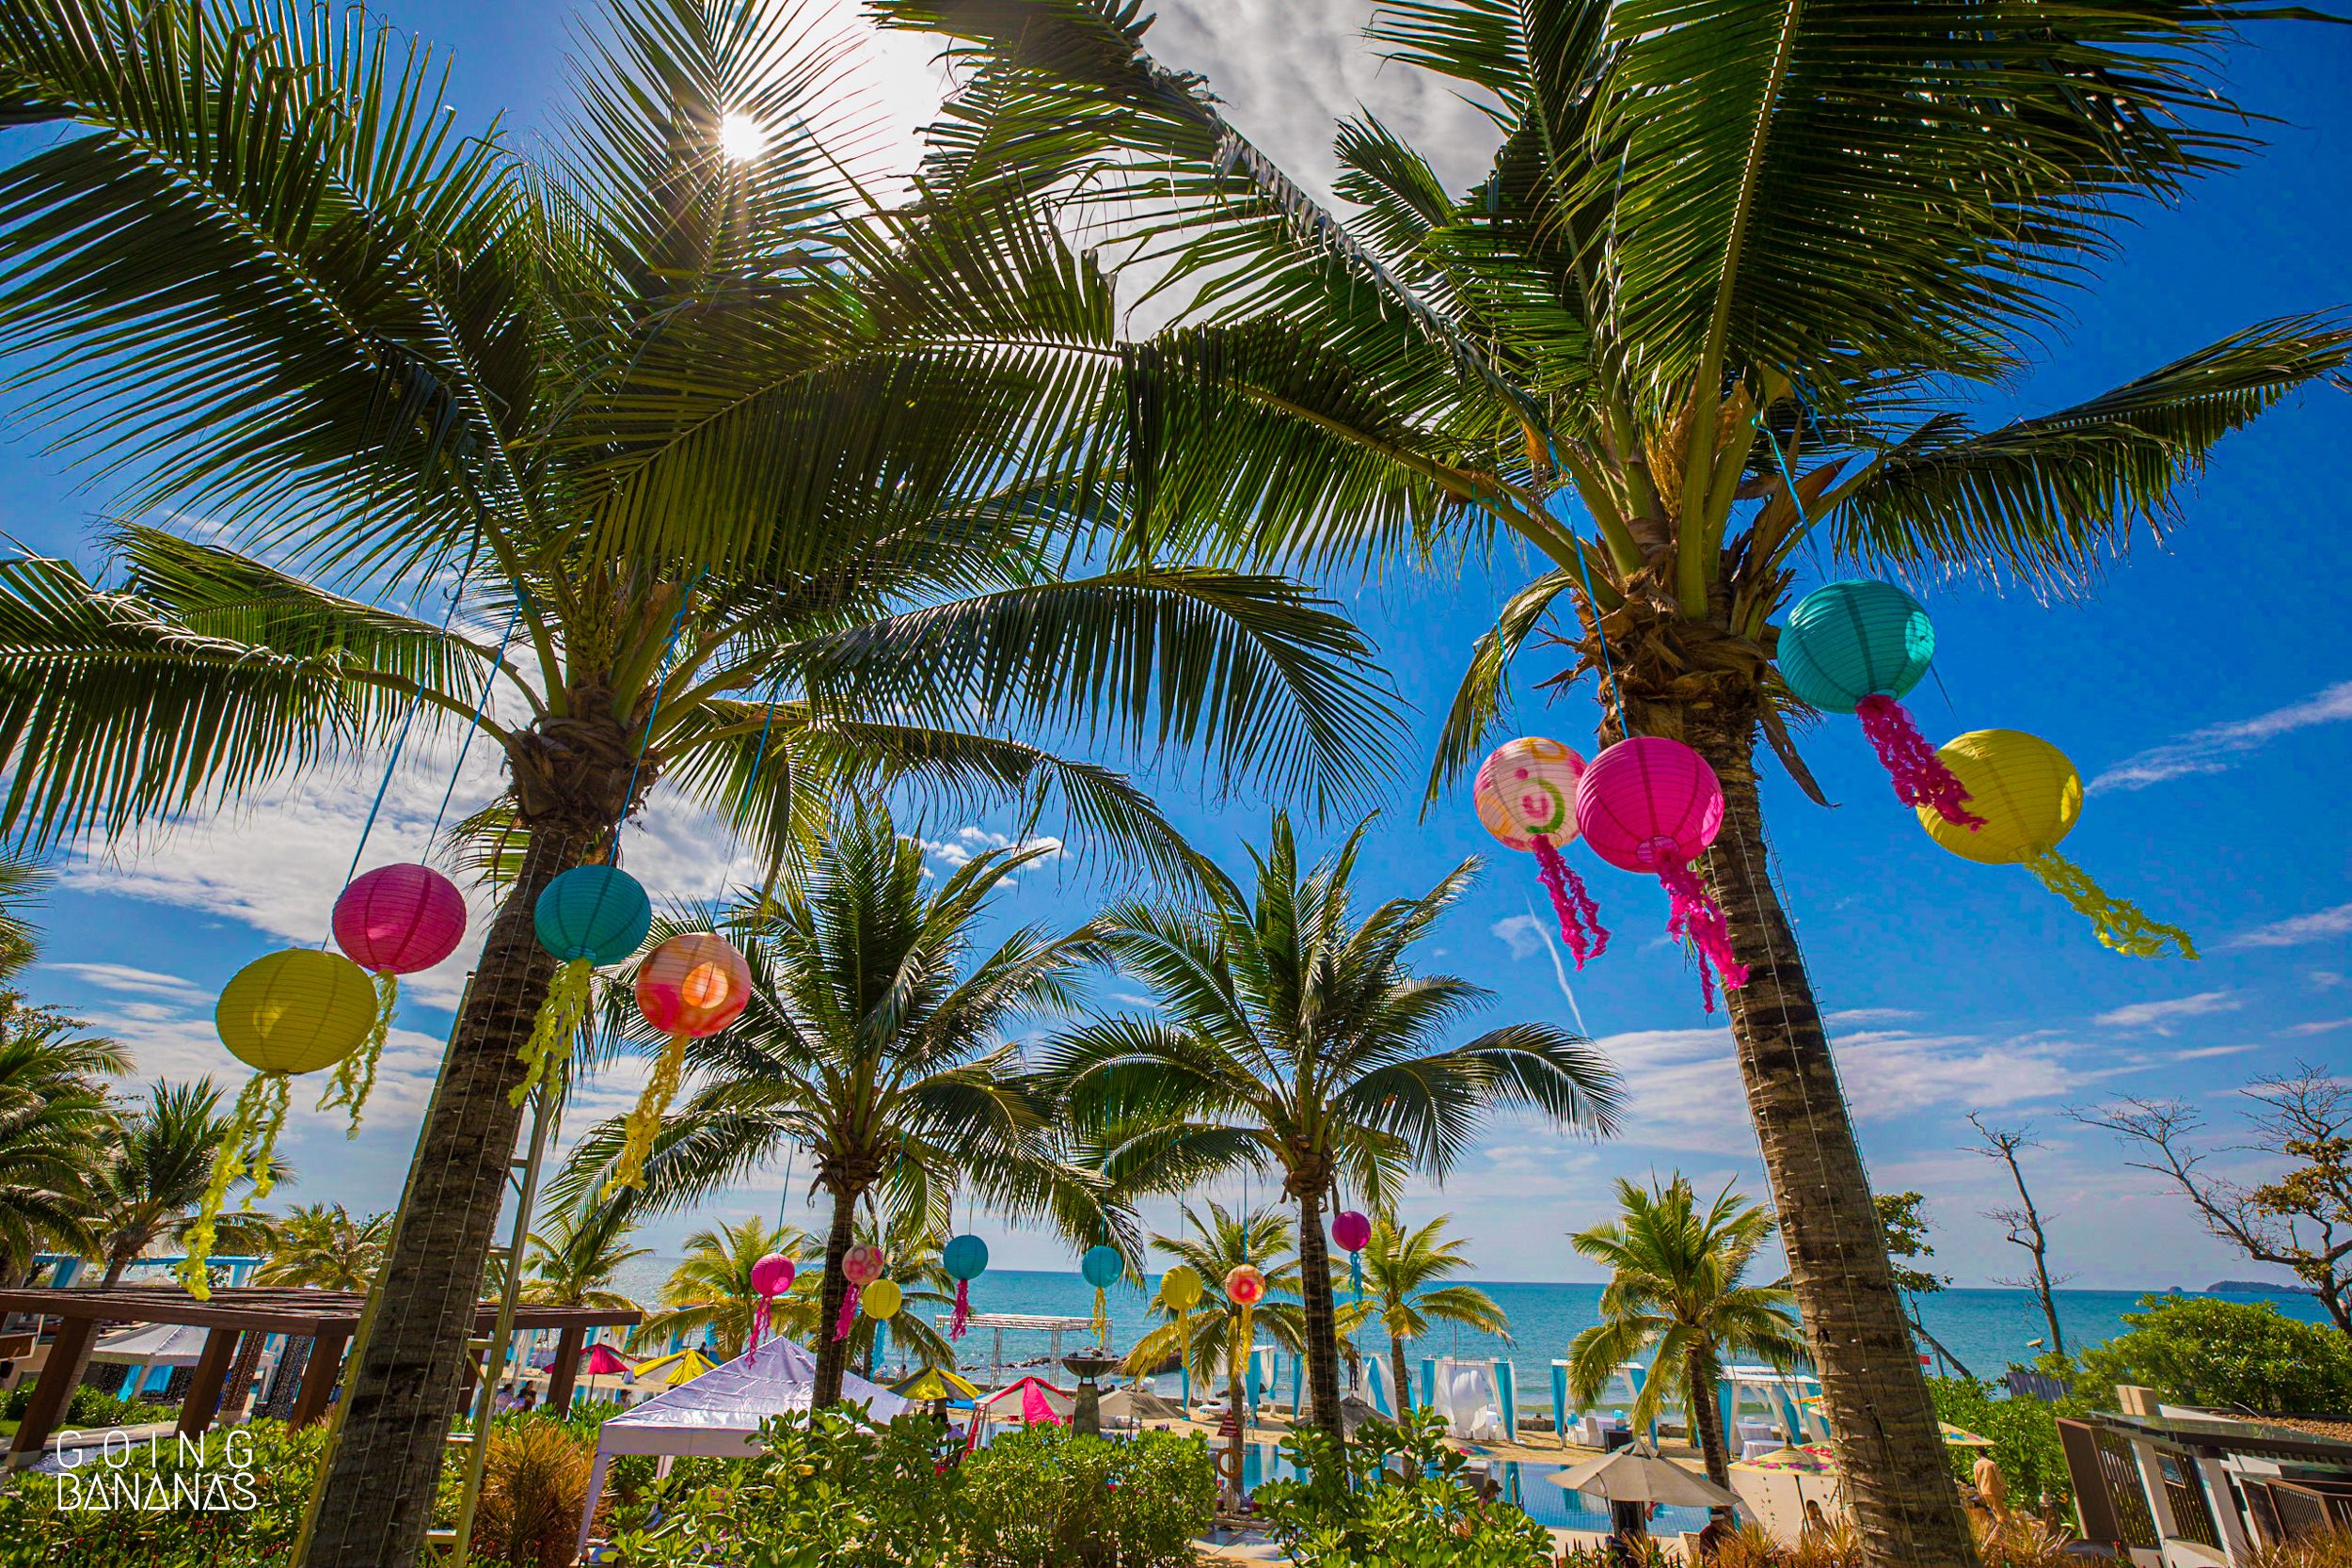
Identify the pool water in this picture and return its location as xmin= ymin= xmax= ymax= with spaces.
xmin=1233 ymin=1443 xmax=1713 ymax=1536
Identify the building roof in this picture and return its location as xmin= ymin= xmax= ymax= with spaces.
xmin=2093 ymin=1410 xmax=2352 ymax=1465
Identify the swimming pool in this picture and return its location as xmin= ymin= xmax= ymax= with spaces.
xmin=1232 ymin=1443 xmax=1714 ymax=1536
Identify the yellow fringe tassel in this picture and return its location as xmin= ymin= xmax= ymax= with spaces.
xmin=604 ymin=1029 xmax=687 ymax=1199
xmin=317 ymin=970 xmax=395 ymax=1136
xmin=1091 ymin=1287 xmax=1109 ymax=1346
xmin=2025 ymin=848 xmax=2199 ymax=960
xmin=177 ymin=1073 xmax=288 ymax=1299
xmin=512 ymin=958 xmax=594 ymax=1108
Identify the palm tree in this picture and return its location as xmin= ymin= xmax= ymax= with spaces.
xmin=1124 ymin=1201 xmax=1302 ymax=1491
xmin=1047 ymin=811 xmax=1617 ymax=1448
xmin=1340 ymin=1212 xmax=1509 ymax=1418
xmin=0 ymin=5 xmax=1398 ymax=1552
xmin=90 ymin=1080 xmax=280 ymax=1288
xmin=256 ymin=1203 xmax=390 ymax=1291
xmin=632 ymin=1215 xmax=808 ymax=1361
xmin=556 ymin=800 xmax=1107 ymax=1405
xmin=875 ymin=5 xmax=2351 ymax=1557
xmin=520 ymin=1198 xmax=652 ymax=1313
xmin=1566 ymin=1178 xmax=1808 ymax=1522
xmin=0 ymin=1015 xmax=124 ymax=1283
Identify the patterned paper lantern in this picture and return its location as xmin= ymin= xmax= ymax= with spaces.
xmin=325 ymin=863 xmax=468 ymax=1134
xmin=1223 ymin=1264 xmax=1267 ymax=1307
xmin=1472 ymin=737 xmax=1608 ymax=966
xmin=183 ymin=950 xmax=377 ymax=1297
xmin=1919 ymin=730 xmax=2196 ymax=959
xmin=836 ymin=1243 xmax=888 ymax=1342
xmin=748 ymin=1252 xmax=796 ymax=1356
xmin=604 ymin=932 xmax=752 ymax=1199
xmin=1223 ymin=1263 xmax=1267 ymax=1400
xmin=943 ymin=1233 xmax=990 ymax=1339
xmin=1779 ymin=582 xmax=1984 ymax=830
xmin=1082 ymin=1244 xmax=1123 ymax=1345
xmin=1331 ymin=1210 xmax=1372 ymax=1302
xmin=862 ymin=1278 xmax=903 ymax=1320
xmin=515 ymin=865 xmax=654 ymax=1108
xmin=1576 ymin=737 xmax=1750 ymax=1012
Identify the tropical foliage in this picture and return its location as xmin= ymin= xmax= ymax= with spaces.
xmin=1050 ymin=810 xmax=1616 ymax=1446
xmin=89 ymin=1079 xmax=279 ymax=1287
xmin=1566 ymin=1177 xmax=1806 ymax=1513
xmin=632 ymin=1215 xmax=808 ymax=1361
xmin=519 ymin=1196 xmax=651 ymax=1312
xmin=1125 ymin=1200 xmax=1306 ymax=1396
xmin=0 ymin=1004 xmax=123 ymax=1282
xmin=1340 ymin=1212 xmax=1509 ymax=1417
xmin=768 ymin=1212 xmax=957 ymax=1376
xmin=254 ymin=1202 xmax=389 ymax=1291
xmin=1257 ymin=1411 xmax=1556 ymax=1568
xmin=2075 ymin=1292 xmax=2352 ymax=1416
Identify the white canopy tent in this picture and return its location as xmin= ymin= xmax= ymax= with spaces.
xmin=576 ymin=1338 xmax=910 ymax=1555
xmin=89 ymin=1323 xmax=213 ymax=1365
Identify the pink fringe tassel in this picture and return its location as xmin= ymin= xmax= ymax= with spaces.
xmin=1532 ymin=836 xmax=1609 ymax=967
xmin=1856 ymin=695 xmax=1985 ymax=830
xmin=751 ymin=1298 xmax=770 ymax=1358
xmin=950 ymin=1279 xmax=971 ymax=1340
xmin=834 ymin=1284 xmax=860 ymax=1342
xmin=1656 ymin=857 xmax=1750 ymax=1013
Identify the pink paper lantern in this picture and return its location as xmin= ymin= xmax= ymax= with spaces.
xmin=752 ymin=1253 xmax=796 ymax=1297
xmin=1331 ymin=1211 xmax=1371 ymax=1254
xmin=332 ymin=863 xmax=467 ymax=975
xmin=635 ymin=932 xmax=752 ymax=1039
xmin=842 ymin=1243 xmax=887 ymax=1286
xmin=1471 ymin=737 xmax=1609 ymax=967
xmin=1574 ymin=737 xmax=1749 ymax=1012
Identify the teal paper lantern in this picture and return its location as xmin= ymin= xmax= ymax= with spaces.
xmin=533 ymin=865 xmax=653 ymax=965
xmin=1080 ymin=1244 xmax=1123 ymax=1289
xmin=943 ymin=1234 xmax=989 ymax=1282
xmin=1777 ymin=579 xmax=1935 ymax=714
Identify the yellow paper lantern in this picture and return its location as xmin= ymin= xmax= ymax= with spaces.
xmin=1918 ymin=730 xmax=2195 ymax=960
xmin=861 ymin=1278 xmax=903 ymax=1321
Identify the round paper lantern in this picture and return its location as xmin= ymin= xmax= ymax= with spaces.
xmin=1158 ymin=1265 xmax=1204 ymax=1312
xmin=1080 ymin=1244 xmax=1124 ymax=1289
xmin=516 ymin=865 xmax=654 ymax=1113
xmin=183 ymin=950 xmax=378 ymax=1298
xmin=943 ymin=1233 xmax=989 ymax=1339
xmin=604 ymin=932 xmax=754 ymax=1198
xmin=1330 ymin=1211 xmax=1371 ymax=1254
xmin=842 ymin=1243 xmax=888 ymax=1287
xmin=1223 ymin=1264 xmax=1267 ymax=1307
xmin=861 ymin=1278 xmax=903 ymax=1321
xmin=1575 ymin=737 xmax=1748 ymax=1012
xmin=1920 ymin=730 xmax=2196 ymax=960
xmin=325 ymin=863 xmax=468 ymax=1135
xmin=1779 ymin=581 xmax=1983 ymax=829
xmin=1472 ymin=737 xmax=1608 ymax=966
xmin=752 ymin=1253 xmax=797 ymax=1297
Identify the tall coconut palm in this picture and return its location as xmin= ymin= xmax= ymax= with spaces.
xmin=769 ymin=1213 xmax=957 ymax=1377
xmin=0 ymin=5 xmax=1398 ymax=1554
xmin=556 ymin=800 xmax=1109 ymax=1404
xmin=632 ymin=1215 xmax=809 ymax=1360
xmin=1339 ymin=1212 xmax=1509 ymax=1418
xmin=1048 ymin=811 xmax=1618 ymax=1449
xmin=876 ymin=4 xmax=2351 ymax=1557
xmin=1566 ymin=1178 xmax=1807 ymax=1522
xmin=256 ymin=1203 xmax=390 ymax=1291
xmin=520 ymin=1197 xmax=652 ymax=1313
xmin=1126 ymin=1201 xmax=1302 ymax=1493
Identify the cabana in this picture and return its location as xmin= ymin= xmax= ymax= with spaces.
xmin=577 ymin=1338 xmax=907 ymax=1557
xmin=977 ymin=1376 xmax=1074 ymax=1426
xmin=1422 ymin=1355 xmax=1518 ymax=1442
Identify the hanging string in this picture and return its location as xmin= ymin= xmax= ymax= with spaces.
xmin=609 ymin=571 xmax=704 ymax=863
xmin=1536 ymin=435 xmax=1628 ymax=736
xmin=429 ymin=600 xmax=525 ymax=847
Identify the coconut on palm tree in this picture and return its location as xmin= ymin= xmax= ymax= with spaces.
xmin=1340 ymin=1212 xmax=1509 ymax=1418
xmin=0 ymin=5 xmax=1400 ymax=1552
xmin=557 ymin=800 xmax=1110 ymax=1405
xmin=633 ymin=1215 xmax=809 ymax=1361
xmin=875 ymin=4 xmax=2350 ymax=1556
xmin=520 ymin=1197 xmax=652 ymax=1313
xmin=1566 ymin=1178 xmax=1807 ymax=1521
xmin=257 ymin=1203 xmax=390 ymax=1291
xmin=1049 ymin=811 xmax=1617 ymax=1449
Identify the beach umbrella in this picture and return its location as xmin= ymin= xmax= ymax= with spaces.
xmin=1575 ymin=737 xmax=1749 ymax=1010
xmin=1099 ymin=1385 xmax=1187 ymax=1424
xmin=630 ymin=1347 xmax=717 ymax=1387
xmin=1744 ymin=1445 xmax=1836 ymax=1473
xmin=1548 ymin=1440 xmax=1742 ymax=1509
xmin=581 ymin=1345 xmax=633 ymax=1377
xmin=1472 ymin=736 xmax=1608 ymax=964
xmin=891 ymin=1367 xmax=983 ymax=1403
xmin=1940 ymin=1423 xmax=1994 ymax=1449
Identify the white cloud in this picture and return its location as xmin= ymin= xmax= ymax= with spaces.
xmin=1825 ymin=1007 xmax=1919 ymax=1027
xmin=1491 ymin=913 xmax=1545 ymax=962
xmin=2093 ymin=991 xmax=2240 ymax=1034
xmin=2230 ymin=903 xmax=2352 ymax=951
xmin=2283 ymin=1018 xmax=2351 ymax=1037
xmin=2088 ymin=680 xmax=2352 ymax=793
xmin=2170 ymin=1044 xmax=2259 ymax=1061
xmin=42 ymin=962 xmax=207 ymax=1004
xmin=917 ymin=825 xmax=1063 ymax=880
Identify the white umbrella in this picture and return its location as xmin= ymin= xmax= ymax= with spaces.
xmin=1548 ymin=1441 xmax=1742 ymax=1509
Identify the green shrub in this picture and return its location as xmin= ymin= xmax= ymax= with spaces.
xmin=959 ymin=1425 xmax=1213 ymax=1568
xmin=1255 ymin=1410 xmax=1556 ymax=1568
xmin=2077 ymin=1294 xmax=2352 ymax=1415
xmin=0 ymin=1381 xmax=172 ymax=1428
xmin=0 ymin=1419 xmax=326 ymax=1568
xmin=1927 ymin=1376 xmax=2084 ymax=1512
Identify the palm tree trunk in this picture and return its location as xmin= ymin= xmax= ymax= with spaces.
xmin=1686 ymin=1346 xmax=1735 ymax=1527
xmin=1390 ymin=1335 xmax=1412 ymax=1418
xmin=810 ymin=1184 xmax=858 ymax=1405
xmin=1293 ymin=1189 xmax=1345 ymax=1445
xmin=1687 ymin=705 xmax=1977 ymax=1567
xmin=305 ymin=818 xmax=597 ymax=1567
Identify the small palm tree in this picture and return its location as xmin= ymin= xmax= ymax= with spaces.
xmin=90 ymin=1080 xmax=279 ymax=1288
xmin=1125 ymin=1202 xmax=1301 ymax=1491
xmin=1339 ymin=1213 xmax=1509 ymax=1418
xmin=769 ymin=1213 xmax=955 ymax=1378
xmin=0 ymin=1013 xmax=124 ymax=1282
xmin=558 ymin=800 xmax=1107 ymax=1405
xmin=1049 ymin=811 xmax=1618 ymax=1447
xmin=1566 ymin=1178 xmax=1808 ymax=1520
xmin=520 ymin=1198 xmax=652 ymax=1313
xmin=633 ymin=1215 xmax=808 ymax=1361
xmin=257 ymin=1203 xmax=389 ymax=1291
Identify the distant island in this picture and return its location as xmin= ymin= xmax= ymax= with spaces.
xmin=2207 ymin=1278 xmax=2318 ymax=1295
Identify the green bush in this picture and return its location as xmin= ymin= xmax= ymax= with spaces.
xmin=959 ymin=1425 xmax=1214 ymax=1568
xmin=0 ymin=1381 xmax=173 ymax=1428
xmin=2076 ymin=1294 xmax=2352 ymax=1415
xmin=1254 ymin=1410 xmax=1557 ymax=1568
xmin=0 ymin=1419 xmax=327 ymax=1568
xmin=1927 ymin=1377 xmax=2083 ymax=1512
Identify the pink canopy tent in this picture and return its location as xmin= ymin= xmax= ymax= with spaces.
xmin=978 ymin=1377 xmax=1073 ymax=1426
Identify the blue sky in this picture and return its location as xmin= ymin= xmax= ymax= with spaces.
xmin=3 ymin=2 xmax=2346 ymax=1289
